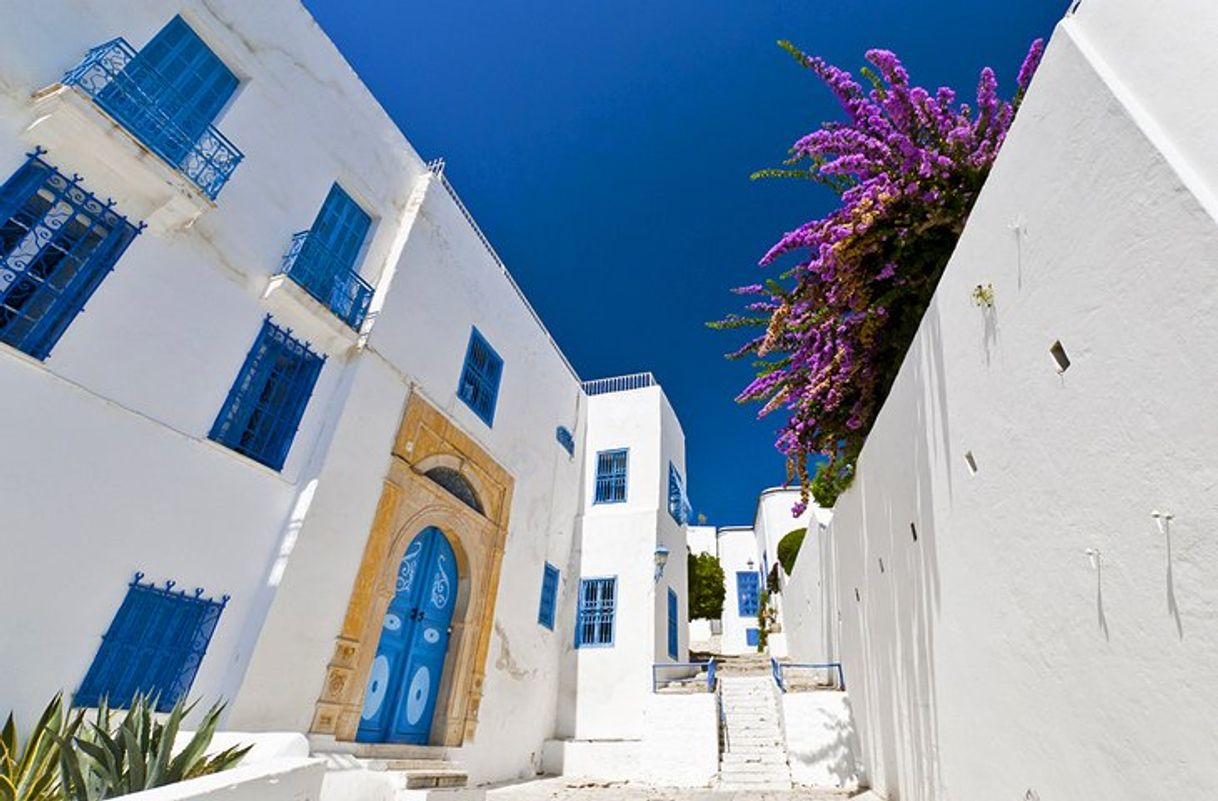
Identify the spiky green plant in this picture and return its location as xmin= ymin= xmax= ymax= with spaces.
xmin=0 ymin=692 xmax=82 ymax=801
xmin=58 ymin=694 xmax=250 ymax=801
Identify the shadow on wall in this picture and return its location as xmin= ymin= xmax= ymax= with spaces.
xmin=837 ymin=301 xmax=950 ymax=801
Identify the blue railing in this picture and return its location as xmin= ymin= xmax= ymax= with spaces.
xmin=651 ymin=659 xmax=716 ymax=693
xmin=582 ymin=372 xmax=657 ymax=396
xmin=280 ymin=231 xmax=374 ymax=330
xmin=771 ymin=660 xmax=847 ymax=692
xmin=63 ymin=38 xmax=243 ymax=200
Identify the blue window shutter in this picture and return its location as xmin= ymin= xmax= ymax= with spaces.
xmin=667 ymin=588 xmax=678 ymax=659
xmin=76 ymin=574 xmax=228 ymax=711
xmin=456 ymin=327 xmax=503 ymax=426
xmin=555 ymin=426 xmax=575 ymax=456
xmin=129 ymin=16 xmax=238 ymax=155
xmin=667 ymin=463 xmax=687 ymax=524
xmin=538 ymin=563 xmax=559 ymax=630
xmin=593 ymin=449 xmax=628 ymax=504
xmin=575 ymin=577 xmax=616 ymax=648
xmin=311 ymin=184 xmax=371 ymax=274
xmin=0 ymin=153 xmax=141 ymax=360
xmin=736 ymin=571 xmax=760 ymax=617
xmin=210 ymin=317 xmax=325 ymax=470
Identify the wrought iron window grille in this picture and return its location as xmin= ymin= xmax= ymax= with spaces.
xmin=75 ymin=572 xmax=229 ymax=711
xmin=0 ymin=148 xmax=142 ymax=359
xmin=594 ymin=448 xmax=628 ymax=504
xmin=575 ymin=576 xmax=617 ymax=648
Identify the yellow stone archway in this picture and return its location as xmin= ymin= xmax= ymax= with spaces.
xmin=311 ymin=391 xmax=513 ymax=746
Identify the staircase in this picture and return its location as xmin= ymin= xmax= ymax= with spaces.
xmin=716 ymin=674 xmax=793 ymax=791
xmin=312 ymin=740 xmax=469 ymax=798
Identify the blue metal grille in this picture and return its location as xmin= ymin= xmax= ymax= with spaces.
xmin=555 ymin=425 xmax=575 ymax=456
xmin=538 ymin=562 xmax=559 ymax=630
xmin=667 ymin=588 xmax=678 ymax=659
xmin=76 ymin=572 xmax=228 ymax=711
xmin=737 ymin=571 xmax=760 ymax=617
xmin=62 ymin=17 xmax=243 ymax=200
xmin=209 ymin=317 xmax=324 ymax=470
xmin=0 ymin=150 xmax=141 ymax=360
xmin=281 ymin=185 xmax=373 ymax=329
xmin=576 ymin=577 xmax=616 ymax=648
xmin=667 ymin=463 xmax=691 ymax=525
xmin=457 ymin=327 xmax=503 ymax=425
xmin=594 ymin=449 xmax=628 ymax=504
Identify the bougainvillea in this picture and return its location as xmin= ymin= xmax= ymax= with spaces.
xmin=718 ymin=39 xmax=1045 ymax=513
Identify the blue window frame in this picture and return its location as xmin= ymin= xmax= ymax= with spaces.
xmin=282 ymin=184 xmax=374 ymax=329
xmin=667 ymin=462 xmax=691 ymax=525
xmin=737 ymin=571 xmax=760 ymax=617
xmin=64 ymin=16 xmax=243 ymax=199
xmin=538 ymin=562 xmax=559 ymax=630
xmin=575 ymin=577 xmax=616 ymax=648
xmin=76 ymin=572 xmax=228 ymax=711
xmin=457 ymin=327 xmax=503 ymax=426
xmin=209 ymin=317 xmax=325 ymax=470
xmin=0 ymin=151 xmax=140 ymax=360
xmin=594 ymin=449 xmax=628 ymax=504
xmin=555 ymin=425 xmax=575 ymax=456
xmin=667 ymin=588 xmax=679 ymax=659
xmin=746 ymin=627 xmax=760 ymax=647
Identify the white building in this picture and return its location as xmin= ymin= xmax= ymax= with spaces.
xmin=778 ymin=2 xmax=1218 ymax=799
xmin=0 ymin=0 xmax=694 ymax=792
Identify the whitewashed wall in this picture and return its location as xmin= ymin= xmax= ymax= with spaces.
xmin=716 ymin=527 xmax=758 ymax=655
xmin=0 ymin=0 xmax=423 ymax=730
xmin=557 ymin=384 xmax=687 ymax=741
xmin=787 ymin=4 xmax=1218 ymax=799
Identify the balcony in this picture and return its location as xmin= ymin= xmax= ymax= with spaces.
xmin=280 ymin=231 xmax=374 ymax=330
xmin=62 ymin=38 xmax=242 ymax=201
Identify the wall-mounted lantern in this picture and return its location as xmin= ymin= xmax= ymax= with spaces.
xmin=654 ymin=545 xmax=670 ymax=582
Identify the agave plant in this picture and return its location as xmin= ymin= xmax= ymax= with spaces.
xmin=0 ymin=693 xmax=80 ymax=801
xmin=59 ymin=694 xmax=250 ymax=801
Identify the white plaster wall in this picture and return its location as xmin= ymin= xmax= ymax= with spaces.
xmin=0 ymin=0 xmax=427 ymax=730
xmin=559 ymin=385 xmax=685 ymax=741
xmin=782 ymin=514 xmax=835 ymax=666
xmin=716 ymin=527 xmax=759 ymax=655
xmin=809 ymin=9 xmax=1218 ymax=800
xmin=543 ymin=694 xmax=717 ymax=787
xmin=780 ymin=692 xmax=862 ymax=790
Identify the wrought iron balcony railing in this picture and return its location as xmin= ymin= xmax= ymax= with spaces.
xmin=63 ymin=38 xmax=243 ymax=201
xmin=280 ymin=230 xmax=374 ymax=330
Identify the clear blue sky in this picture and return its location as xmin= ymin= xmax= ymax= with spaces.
xmin=303 ymin=0 xmax=1066 ymax=525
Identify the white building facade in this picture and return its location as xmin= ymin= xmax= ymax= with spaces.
xmin=0 ymin=0 xmax=692 ymax=790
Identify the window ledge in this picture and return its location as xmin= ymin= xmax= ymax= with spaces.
xmin=262 ymin=273 xmax=366 ymax=357
xmin=23 ymin=84 xmax=215 ymax=232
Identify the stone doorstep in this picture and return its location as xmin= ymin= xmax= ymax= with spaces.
xmin=362 ymin=758 xmax=467 ymax=772
xmin=717 ymin=782 xmax=794 ymax=791
xmin=725 ymin=735 xmax=783 ymax=744
xmin=720 ymin=762 xmax=791 ymax=773
xmin=721 ymin=756 xmax=788 ymax=766
xmin=399 ymin=770 xmax=470 ymax=790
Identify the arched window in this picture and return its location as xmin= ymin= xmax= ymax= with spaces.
xmin=425 ymin=466 xmax=484 ymax=514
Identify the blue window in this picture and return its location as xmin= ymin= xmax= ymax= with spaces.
xmin=555 ymin=425 xmax=575 ymax=456
xmin=76 ymin=573 xmax=228 ymax=711
xmin=65 ymin=16 xmax=243 ymax=199
xmin=282 ymin=184 xmax=374 ymax=329
xmin=594 ymin=449 xmax=628 ymax=504
xmin=457 ymin=327 xmax=503 ymax=426
xmin=575 ymin=577 xmax=616 ymax=648
xmin=746 ymin=627 xmax=760 ymax=647
xmin=737 ymin=571 xmax=760 ymax=617
xmin=210 ymin=317 xmax=325 ymax=470
xmin=667 ymin=588 xmax=679 ymax=659
xmin=538 ymin=562 xmax=559 ymax=630
xmin=0 ymin=152 xmax=140 ymax=360
xmin=667 ymin=463 xmax=691 ymax=525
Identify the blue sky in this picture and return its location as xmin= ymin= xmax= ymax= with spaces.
xmin=303 ymin=0 xmax=1066 ymax=525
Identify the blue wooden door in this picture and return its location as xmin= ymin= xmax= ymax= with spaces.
xmin=357 ymin=527 xmax=457 ymax=744
xmin=104 ymin=16 xmax=238 ymax=163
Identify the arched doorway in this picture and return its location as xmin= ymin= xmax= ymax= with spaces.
xmin=357 ymin=526 xmax=458 ymax=744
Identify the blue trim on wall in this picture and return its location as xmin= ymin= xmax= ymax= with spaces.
xmin=75 ymin=572 xmax=228 ymax=711
xmin=457 ymin=326 xmax=503 ymax=426
xmin=593 ymin=448 xmax=628 ymax=504
xmin=667 ymin=587 xmax=678 ymax=659
xmin=575 ymin=576 xmax=617 ymax=648
xmin=538 ymin=562 xmax=559 ymax=630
